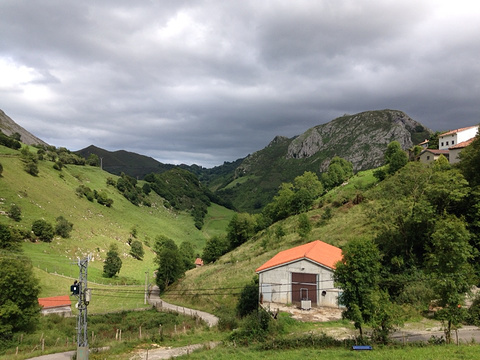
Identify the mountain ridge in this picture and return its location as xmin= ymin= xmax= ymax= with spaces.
xmin=0 ymin=109 xmax=49 ymax=147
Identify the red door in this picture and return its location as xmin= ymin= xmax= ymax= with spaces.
xmin=291 ymin=273 xmax=317 ymax=305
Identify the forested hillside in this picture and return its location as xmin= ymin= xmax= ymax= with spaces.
xmin=0 ymin=141 xmax=234 ymax=286
xmin=164 ymin=133 xmax=480 ymax=343
xmin=212 ymin=110 xmax=431 ymax=212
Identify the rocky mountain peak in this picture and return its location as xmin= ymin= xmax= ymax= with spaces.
xmin=286 ymin=109 xmax=431 ymax=171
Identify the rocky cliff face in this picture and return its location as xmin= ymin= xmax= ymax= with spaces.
xmin=0 ymin=109 xmax=49 ymax=146
xmin=286 ymin=109 xmax=430 ymax=171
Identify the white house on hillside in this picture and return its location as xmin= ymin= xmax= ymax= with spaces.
xmin=438 ymin=125 xmax=478 ymax=150
xmin=419 ymin=125 xmax=478 ymax=165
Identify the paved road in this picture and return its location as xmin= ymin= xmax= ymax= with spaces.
xmin=27 ymin=351 xmax=75 ymax=360
xmin=148 ymin=286 xmax=219 ymax=327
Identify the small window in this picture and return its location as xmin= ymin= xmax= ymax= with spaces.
xmin=427 ymin=156 xmax=430 ymax=160
xmin=446 ymin=141 xmax=449 ymax=145
xmin=441 ymin=142 xmax=444 ymax=146
xmin=452 ymin=141 xmax=455 ymax=145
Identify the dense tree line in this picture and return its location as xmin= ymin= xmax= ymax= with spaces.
xmin=335 ymin=133 xmax=480 ymax=343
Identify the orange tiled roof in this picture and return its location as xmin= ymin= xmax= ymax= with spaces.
xmin=256 ymin=240 xmax=342 ymax=273
xmin=449 ymin=138 xmax=475 ymax=149
xmin=421 ymin=149 xmax=449 ymax=155
xmin=38 ymin=296 xmax=71 ymax=309
xmin=195 ymin=258 xmax=204 ymax=266
xmin=439 ymin=125 xmax=478 ymax=137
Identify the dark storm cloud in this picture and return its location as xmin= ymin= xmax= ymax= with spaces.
xmin=1 ymin=0 xmax=479 ymax=167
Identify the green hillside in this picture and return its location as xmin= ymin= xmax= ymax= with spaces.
xmin=212 ymin=110 xmax=431 ymax=213
xmin=162 ymin=169 xmax=378 ymax=314
xmin=0 ymin=144 xmax=234 ymax=302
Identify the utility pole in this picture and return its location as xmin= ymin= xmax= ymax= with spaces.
xmin=144 ymin=270 xmax=149 ymax=305
xmin=74 ymin=256 xmax=91 ymax=360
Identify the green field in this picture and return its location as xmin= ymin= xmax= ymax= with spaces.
xmin=0 ymin=147 xmax=234 ymax=311
xmin=177 ymin=344 xmax=480 ymax=360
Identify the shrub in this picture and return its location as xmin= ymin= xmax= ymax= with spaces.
xmin=31 ymin=219 xmax=54 ymax=242
xmin=55 ymin=216 xmax=73 ymax=238
xmin=130 ymin=240 xmax=144 ymax=260
xmin=237 ymin=278 xmax=259 ymax=317
xmin=8 ymin=204 xmax=21 ymax=222
xmin=103 ymin=244 xmax=122 ymax=278
xmin=24 ymin=161 xmax=39 ymax=176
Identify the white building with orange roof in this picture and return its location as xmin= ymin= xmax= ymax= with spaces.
xmin=38 ymin=295 xmax=72 ymax=316
xmin=438 ymin=125 xmax=478 ymax=150
xmin=256 ymin=240 xmax=343 ymax=309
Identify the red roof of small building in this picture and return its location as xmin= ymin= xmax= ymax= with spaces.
xmin=256 ymin=240 xmax=342 ymax=273
xmin=421 ymin=149 xmax=449 ymax=155
xmin=449 ymin=138 xmax=475 ymax=150
xmin=439 ymin=125 xmax=478 ymax=137
xmin=38 ymin=296 xmax=71 ymax=309
xmin=195 ymin=258 xmax=204 ymax=266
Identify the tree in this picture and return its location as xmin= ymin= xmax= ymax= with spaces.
xmin=154 ymin=237 xmax=185 ymax=292
xmin=31 ymin=219 xmax=54 ymax=242
xmin=179 ymin=241 xmax=196 ymax=270
xmin=103 ymin=244 xmax=122 ymax=278
xmin=321 ymin=157 xmax=353 ymax=190
xmin=202 ymin=235 xmax=229 ymax=264
xmin=55 ymin=216 xmax=73 ymax=238
xmin=425 ymin=216 xmax=475 ymax=343
xmin=458 ymin=134 xmax=480 ymax=187
xmin=86 ymin=153 xmax=100 ymax=166
xmin=227 ymin=213 xmax=256 ymax=250
xmin=130 ymin=240 xmax=144 ymax=260
xmin=0 ymin=224 xmax=21 ymax=252
xmin=385 ymin=141 xmax=408 ymax=174
xmin=8 ymin=204 xmax=21 ymax=222
xmin=0 ymin=257 xmax=41 ymax=340
xmin=297 ymin=213 xmax=312 ymax=239
xmin=237 ymin=278 xmax=259 ymax=317
xmin=334 ymin=238 xmax=398 ymax=341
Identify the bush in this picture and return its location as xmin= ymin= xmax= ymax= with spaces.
xmin=24 ymin=161 xmax=39 ymax=176
xmin=31 ymin=219 xmax=54 ymax=242
xmin=467 ymin=295 xmax=480 ymax=326
xmin=55 ymin=216 xmax=73 ymax=238
xmin=237 ymin=279 xmax=259 ymax=317
xmin=8 ymin=204 xmax=21 ymax=222
xmin=229 ymin=309 xmax=273 ymax=344
xmin=130 ymin=240 xmax=144 ymax=260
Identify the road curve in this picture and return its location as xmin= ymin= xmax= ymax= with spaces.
xmin=148 ymin=285 xmax=219 ymax=327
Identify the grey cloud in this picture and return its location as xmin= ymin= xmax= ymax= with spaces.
xmin=1 ymin=1 xmax=479 ymax=167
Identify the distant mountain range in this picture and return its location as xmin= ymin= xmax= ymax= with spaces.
xmin=0 ymin=108 xmax=431 ymax=212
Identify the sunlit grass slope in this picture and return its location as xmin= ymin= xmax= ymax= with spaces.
xmin=0 ymin=146 xmax=234 ymax=294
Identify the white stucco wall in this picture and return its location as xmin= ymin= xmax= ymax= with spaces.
xmin=439 ymin=126 xmax=478 ymax=150
xmin=258 ymin=259 xmax=340 ymax=308
xmin=457 ymin=127 xmax=478 ymax=144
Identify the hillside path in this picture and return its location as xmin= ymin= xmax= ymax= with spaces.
xmin=148 ymin=286 xmax=219 ymax=327
xmin=130 ymin=341 xmax=220 ymax=360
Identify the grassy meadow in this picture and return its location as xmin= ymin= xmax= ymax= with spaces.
xmin=0 ymin=146 xmax=234 ymax=312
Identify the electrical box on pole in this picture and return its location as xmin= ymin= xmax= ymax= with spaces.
xmin=72 ymin=255 xmax=91 ymax=360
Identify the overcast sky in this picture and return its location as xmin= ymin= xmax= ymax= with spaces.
xmin=1 ymin=1 xmax=479 ymax=168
